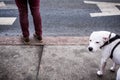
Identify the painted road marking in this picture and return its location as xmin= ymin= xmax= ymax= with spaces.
xmin=3 ymin=4 xmax=17 ymax=9
xmin=84 ymin=1 xmax=120 ymax=17
xmin=0 ymin=17 xmax=16 ymax=25
xmin=0 ymin=1 xmax=17 ymax=9
xmin=0 ymin=2 xmax=6 ymax=7
xmin=0 ymin=2 xmax=17 ymax=25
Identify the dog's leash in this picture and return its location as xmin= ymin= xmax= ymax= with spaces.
xmin=110 ymin=41 xmax=120 ymax=59
xmin=100 ymin=33 xmax=120 ymax=59
xmin=100 ymin=34 xmax=120 ymax=49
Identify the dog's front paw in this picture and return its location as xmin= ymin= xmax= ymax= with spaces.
xmin=110 ymin=67 xmax=115 ymax=72
xmin=97 ymin=71 xmax=103 ymax=77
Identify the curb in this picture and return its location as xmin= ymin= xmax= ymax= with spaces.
xmin=0 ymin=36 xmax=89 ymax=45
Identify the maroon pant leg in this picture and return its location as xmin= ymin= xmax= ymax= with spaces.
xmin=29 ymin=0 xmax=42 ymax=37
xmin=15 ymin=0 xmax=29 ymax=37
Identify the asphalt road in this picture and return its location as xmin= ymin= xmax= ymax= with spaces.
xmin=0 ymin=0 xmax=120 ymax=37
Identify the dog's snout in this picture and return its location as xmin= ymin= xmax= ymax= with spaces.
xmin=88 ymin=47 xmax=93 ymax=51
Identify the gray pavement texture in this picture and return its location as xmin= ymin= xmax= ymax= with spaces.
xmin=0 ymin=45 xmax=43 ymax=80
xmin=0 ymin=0 xmax=119 ymax=79
xmin=0 ymin=45 xmax=118 ymax=80
xmin=38 ymin=45 xmax=117 ymax=80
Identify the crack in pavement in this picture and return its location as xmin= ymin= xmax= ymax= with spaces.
xmin=36 ymin=45 xmax=44 ymax=80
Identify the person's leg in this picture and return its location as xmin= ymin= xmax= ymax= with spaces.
xmin=28 ymin=0 xmax=42 ymax=39
xmin=15 ymin=0 xmax=29 ymax=38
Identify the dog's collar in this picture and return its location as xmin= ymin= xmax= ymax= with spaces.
xmin=100 ymin=33 xmax=120 ymax=49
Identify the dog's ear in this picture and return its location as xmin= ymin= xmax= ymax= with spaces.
xmin=103 ymin=37 xmax=108 ymax=41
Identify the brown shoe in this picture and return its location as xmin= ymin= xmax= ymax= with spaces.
xmin=33 ymin=34 xmax=42 ymax=42
xmin=21 ymin=36 xmax=30 ymax=44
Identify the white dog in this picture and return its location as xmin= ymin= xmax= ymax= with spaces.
xmin=88 ymin=31 xmax=120 ymax=80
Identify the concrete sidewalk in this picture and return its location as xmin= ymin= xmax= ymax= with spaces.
xmin=39 ymin=45 xmax=116 ymax=80
xmin=0 ymin=37 xmax=117 ymax=80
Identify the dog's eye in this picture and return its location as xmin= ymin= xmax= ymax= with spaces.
xmin=96 ymin=42 xmax=100 ymax=44
xmin=89 ymin=40 xmax=92 ymax=42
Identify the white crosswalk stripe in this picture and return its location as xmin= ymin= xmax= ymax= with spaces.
xmin=0 ymin=17 xmax=16 ymax=25
xmin=84 ymin=1 xmax=120 ymax=17
xmin=0 ymin=2 xmax=6 ymax=7
xmin=0 ymin=1 xmax=17 ymax=25
xmin=0 ymin=1 xmax=17 ymax=9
